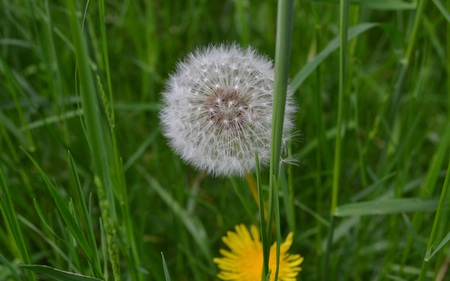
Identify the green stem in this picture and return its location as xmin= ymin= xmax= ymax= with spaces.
xmin=326 ymin=0 xmax=349 ymax=279
xmin=267 ymin=0 xmax=294 ymax=280
xmin=404 ymin=0 xmax=426 ymax=66
xmin=256 ymin=154 xmax=269 ymax=281
xmin=331 ymin=0 xmax=349 ymax=215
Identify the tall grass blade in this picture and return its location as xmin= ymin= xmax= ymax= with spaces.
xmin=66 ymin=1 xmax=122 ymax=280
xmin=331 ymin=0 xmax=349 ymax=215
xmin=270 ymin=0 xmax=294 ymax=280
xmin=324 ymin=0 xmax=350 ymax=279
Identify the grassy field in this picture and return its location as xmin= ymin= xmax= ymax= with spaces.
xmin=1 ymin=0 xmax=450 ymax=280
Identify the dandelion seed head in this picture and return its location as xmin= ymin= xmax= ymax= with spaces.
xmin=160 ymin=44 xmax=296 ymax=176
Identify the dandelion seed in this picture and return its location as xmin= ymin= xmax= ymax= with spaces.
xmin=213 ymin=224 xmax=304 ymax=281
xmin=160 ymin=44 xmax=296 ymax=176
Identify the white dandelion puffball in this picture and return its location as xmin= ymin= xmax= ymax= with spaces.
xmin=160 ymin=44 xmax=296 ymax=177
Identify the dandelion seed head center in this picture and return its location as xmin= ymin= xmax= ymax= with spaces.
xmin=203 ymin=87 xmax=250 ymax=131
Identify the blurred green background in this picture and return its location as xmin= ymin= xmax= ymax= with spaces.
xmin=1 ymin=0 xmax=449 ymax=280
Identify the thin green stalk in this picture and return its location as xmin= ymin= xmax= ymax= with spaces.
xmin=401 ymin=122 xmax=450 ymax=267
xmin=404 ymin=0 xmax=426 ymax=66
xmin=418 ymin=154 xmax=450 ymax=280
xmin=353 ymin=79 xmax=367 ymax=188
xmin=267 ymin=0 xmax=294 ymax=280
xmin=331 ymin=0 xmax=349 ymax=215
xmin=311 ymin=1 xmax=325 ymax=257
xmin=273 ymin=175 xmax=282 ymax=281
xmin=325 ymin=0 xmax=349 ymax=279
xmin=256 ymin=154 xmax=269 ymax=280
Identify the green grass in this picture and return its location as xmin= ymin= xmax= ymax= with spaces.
xmin=1 ymin=0 xmax=449 ymax=280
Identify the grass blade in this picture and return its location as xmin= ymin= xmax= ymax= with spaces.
xmin=68 ymin=152 xmax=102 ymax=276
xmin=419 ymin=153 xmax=450 ymax=279
xmin=324 ymin=1 xmax=350 ymax=279
xmin=22 ymin=149 xmax=103 ymax=278
xmin=335 ymin=198 xmax=439 ymax=217
xmin=230 ymin=178 xmax=256 ymax=222
xmin=432 ymin=0 xmax=450 ymax=23
xmin=255 ymin=153 xmax=269 ymax=279
xmin=21 ymin=265 xmax=103 ymax=281
xmin=289 ymin=23 xmax=378 ymax=93
xmin=161 ymin=253 xmax=172 ymax=281
xmin=0 ymin=53 xmax=35 ymax=151
xmin=66 ymin=1 xmax=123 ymax=280
xmin=139 ymin=167 xmax=212 ymax=262
xmin=269 ymin=0 xmax=294 ymax=280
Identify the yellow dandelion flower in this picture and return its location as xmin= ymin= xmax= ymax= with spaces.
xmin=213 ymin=224 xmax=304 ymax=281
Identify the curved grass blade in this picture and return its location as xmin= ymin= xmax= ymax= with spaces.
xmin=425 ymin=232 xmax=450 ymax=261
xmin=289 ymin=23 xmax=378 ymax=93
xmin=20 ymin=265 xmax=103 ymax=281
xmin=139 ymin=167 xmax=212 ymax=262
xmin=270 ymin=0 xmax=295 ymax=279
